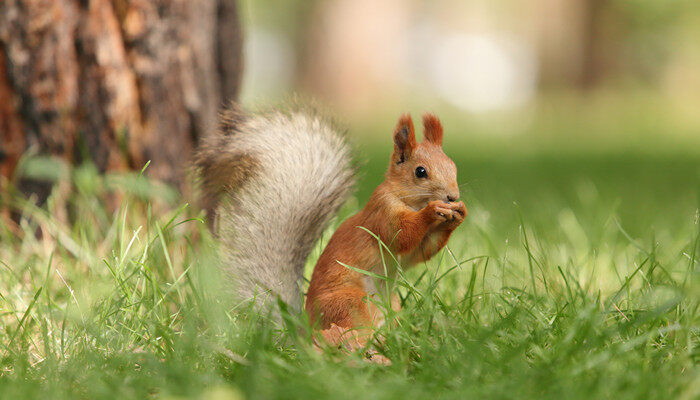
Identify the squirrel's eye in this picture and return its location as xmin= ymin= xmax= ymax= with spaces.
xmin=415 ymin=166 xmax=427 ymax=178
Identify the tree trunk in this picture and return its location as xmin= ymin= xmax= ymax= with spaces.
xmin=579 ymin=0 xmax=606 ymax=89
xmin=0 ymin=0 xmax=243 ymax=200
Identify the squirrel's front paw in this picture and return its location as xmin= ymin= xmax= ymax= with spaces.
xmin=426 ymin=200 xmax=454 ymax=222
xmin=445 ymin=201 xmax=467 ymax=226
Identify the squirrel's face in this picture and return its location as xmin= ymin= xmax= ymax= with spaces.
xmin=388 ymin=113 xmax=460 ymax=210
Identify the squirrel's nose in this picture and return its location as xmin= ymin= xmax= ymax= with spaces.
xmin=446 ymin=194 xmax=458 ymax=202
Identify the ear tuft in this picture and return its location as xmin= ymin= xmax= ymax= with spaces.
xmin=422 ymin=113 xmax=443 ymax=146
xmin=393 ymin=114 xmax=416 ymax=164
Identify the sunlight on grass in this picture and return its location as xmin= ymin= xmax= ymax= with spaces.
xmin=1 ymin=146 xmax=698 ymax=399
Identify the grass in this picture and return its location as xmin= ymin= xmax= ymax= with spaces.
xmin=1 ymin=121 xmax=699 ymax=399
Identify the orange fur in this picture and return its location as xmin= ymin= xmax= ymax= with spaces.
xmin=306 ymin=114 xmax=466 ymax=341
xmin=422 ymin=113 xmax=443 ymax=145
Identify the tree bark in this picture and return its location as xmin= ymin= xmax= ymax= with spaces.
xmin=0 ymin=0 xmax=242 ymax=200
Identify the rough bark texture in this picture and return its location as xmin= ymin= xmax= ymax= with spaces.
xmin=0 ymin=0 xmax=243 ymax=199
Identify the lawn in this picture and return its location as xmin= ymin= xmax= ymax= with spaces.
xmin=1 ymin=106 xmax=699 ymax=399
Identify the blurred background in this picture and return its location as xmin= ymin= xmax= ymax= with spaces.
xmin=241 ymin=0 xmax=700 ymax=138
xmin=239 ymin=0 xmax=700 ymax=238
xmin=1 ymin=0 xmax=699 ymax=241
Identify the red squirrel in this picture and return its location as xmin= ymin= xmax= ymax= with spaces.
xmin=306 ymin=113 xmax=466 ymax=330
xmin=195 ymin=104 xmax=466 ymax=358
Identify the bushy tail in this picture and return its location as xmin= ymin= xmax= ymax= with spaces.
xmin=195 ymin=103 xmax=355 ymax=310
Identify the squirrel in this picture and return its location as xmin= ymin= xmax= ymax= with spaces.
xmin=195 ymin=103 xmax=466 ymax=352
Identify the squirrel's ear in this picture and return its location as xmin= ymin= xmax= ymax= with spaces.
xmin=422 ymin=113 xmax=443 ymax=146
xmin=393 ymin=114 xmax=416 ymax=164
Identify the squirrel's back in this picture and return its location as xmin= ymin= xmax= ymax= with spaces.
xmin=195 ymin=103 xmax=355 ymax=310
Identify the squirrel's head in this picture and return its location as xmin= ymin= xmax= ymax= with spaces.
xmin=387 ymin=113 xmax=459 ymax=210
